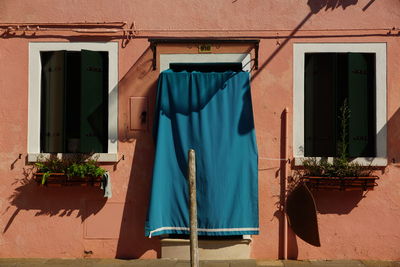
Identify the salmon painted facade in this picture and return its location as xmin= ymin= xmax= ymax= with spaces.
xmin=0 ymin=0 xmax=400 ymax=260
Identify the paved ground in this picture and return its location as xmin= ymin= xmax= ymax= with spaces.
xmin=0 ymin=259 xmax=399 ymax=267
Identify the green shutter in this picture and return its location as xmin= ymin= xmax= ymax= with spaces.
xmin=41 ymin=51 xmax=66 ymax=152
xmin=347 ymin=53 xmax=375 ymax=157
xmin=80 ymin=50 xmax=108 ymax=153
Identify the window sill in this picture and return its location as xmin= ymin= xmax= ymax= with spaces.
xmin=294 ymin=157 xmax=388 ymax=167
xmin=28 ymin=153 xmax=119 ymax=163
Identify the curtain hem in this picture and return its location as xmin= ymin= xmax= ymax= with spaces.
xmin=147 ymin=227 xmax=259 ymax=238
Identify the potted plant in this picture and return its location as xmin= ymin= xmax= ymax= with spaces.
xmin=300 ymin=100 xmax=379 ymax=191
xmin=300 ymin=157 xmax=379 ymax=191
xmin=34 ymin=154 xmax=106 ymax=186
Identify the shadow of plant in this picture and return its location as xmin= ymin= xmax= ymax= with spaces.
xmin=3 ymin=166 xmax=106 ymax=233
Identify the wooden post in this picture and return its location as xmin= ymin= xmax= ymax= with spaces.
xmin=279 ymin=108 xmax=288 ymax=259
xmin=188 ymin=149 xmax=199 ymax=267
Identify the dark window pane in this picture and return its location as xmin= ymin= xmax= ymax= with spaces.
xmin=304 ymin=53 xmax=337 ymax=156
xmin=169 ymin=63 xmax=243 ymax=72
xmin=65 ymin=51 xmax=81 ymax=152
xmin=40 ymin=51 xmax=66 ymax=153
xmin=40 ymin=50 xmax=108 ymax=153
xmin=304 ymin=53 xmax=376 ymax=157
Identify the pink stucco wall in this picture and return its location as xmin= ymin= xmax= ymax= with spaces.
xmin=0 ymin=0 xmax=400 ymax=260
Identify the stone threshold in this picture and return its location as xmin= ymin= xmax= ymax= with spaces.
xmin=161 ymin=238 xmax=252 ymax=260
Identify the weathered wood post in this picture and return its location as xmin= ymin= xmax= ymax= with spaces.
xmin=188 ymin=149 xmax=199 ymax=267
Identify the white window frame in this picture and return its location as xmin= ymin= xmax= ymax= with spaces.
xmin=293 ymin=43 xmax=387 ymax=166
xmin=28 ymin=42 xmax=118 ymax=162
xmin=160 ymin=52 xmax=253 ymax=240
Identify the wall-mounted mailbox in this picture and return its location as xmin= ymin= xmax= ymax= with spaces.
xmin=130 ymin=97 xmax=148 ymax=131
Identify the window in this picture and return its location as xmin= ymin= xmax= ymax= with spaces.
xmin=293 ymin=43 xmax=387 ymax=166
xmin=28 ymin=43 xmax=118 ymax=162
xmin=40 ymin=50 xmax=108 ymax=153
xmin=304 ymin=52 xmax=375 ymax=157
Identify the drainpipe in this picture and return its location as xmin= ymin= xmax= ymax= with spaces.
xmin=282 ymin=107 xmax=289 ymax=260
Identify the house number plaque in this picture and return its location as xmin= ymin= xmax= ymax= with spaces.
xmin=198 ymin=44 xmax=212 ymax=53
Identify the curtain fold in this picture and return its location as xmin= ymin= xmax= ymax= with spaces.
xmin=146 ymin=70 xmax=259 ymax=237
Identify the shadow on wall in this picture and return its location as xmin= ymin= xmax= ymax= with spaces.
xmin=3 ymin=166 xmax=107 ymax=234
xmin=251 ymin=0 xmax=359 ymax=82
xmin=311 ymin=190 xmax=364 ymax=214
xmin=115 ymin=132 xmax=160 ymax=259
xmin=115 ymin=45 xmax=160 ymax=258
xmin=307 ymin=0 xmax=358 ymax=13
xmin=387 ymin=108 xmax=400 ymax=166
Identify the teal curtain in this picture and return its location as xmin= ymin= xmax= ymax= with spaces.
xmin=146 ymin=70 xmax=259 ymax=237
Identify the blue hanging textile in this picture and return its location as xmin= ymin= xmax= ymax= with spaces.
xmin=146 ymin=70 xmax=259 ymax=237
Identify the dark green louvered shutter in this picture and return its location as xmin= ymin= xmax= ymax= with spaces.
xmin=80 ymin=50 xmax=108 ymax=153
xmin=347 ymin=53 xmax=375 ymax=157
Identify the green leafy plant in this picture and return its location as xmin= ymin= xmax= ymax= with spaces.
xmin=67 ymin=159 xmax=106 ymax=178
xmin=302 ymin=99 xmax=373 ymax=178
xmin=337 ymin=98 xmax=350 ymax=162
xmin=34 ymin=155 xmax=66 ymax=184
xmin=40 ymin=172 xmax=51 ymax=185
xmin=35 ymin=154 xmax=106 ymax=184
xmin=35 ymin=155 xmax=66 ymax=173
xmin=302 ymin=157 xmax=372 ymax=177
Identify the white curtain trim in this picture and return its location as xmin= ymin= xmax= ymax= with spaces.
xmin=149 ymin=226 xmax=259 ymax=238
